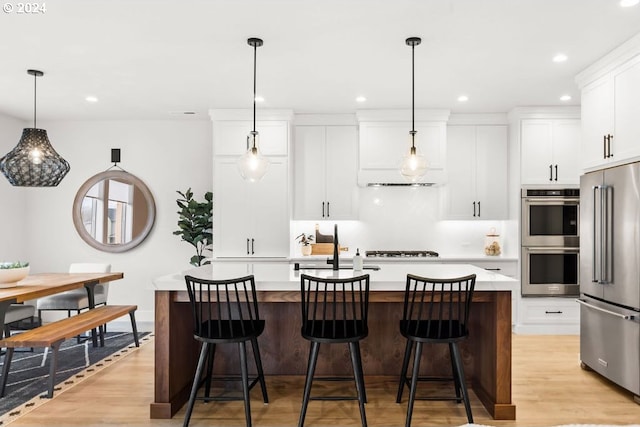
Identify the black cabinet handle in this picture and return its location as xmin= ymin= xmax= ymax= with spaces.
xmin=477 ymin=201 xmax=481 ymax=217
xmin=549 ymin=164 xmax=553 ymax=181
xmin=326 ymin=201 xmax=330 ymax=217
xmin=322 ymin=202 xmax=325 ymax=218
xmin=608 ymin=134 xmax=613 ymax=158
xmin=251 ymin=238 xmax=255 ymax=255
xmin=484 ymin=268 xmax=501 ymax=271
xmin=246 ymin=238 xmax=250 ymax=255
xmin=545 ymin=310 xmax=563 ymax=314
xmin=472 ymin=201 xmax=476 ymax=217
xmin=603 ymin=135 xmax=607 ymax=159
xmin=554 ymin=164 xmax=558 ymax=181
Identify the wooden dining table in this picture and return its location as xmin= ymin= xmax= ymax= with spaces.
xmin=0 ymin=272 xmax=124 ymax=346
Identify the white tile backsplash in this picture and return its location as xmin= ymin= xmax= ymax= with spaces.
xmin=291 ymin=187 xmax=518 ymax=258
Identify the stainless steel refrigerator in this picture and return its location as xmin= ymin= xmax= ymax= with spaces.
xmin=579 ymin=161 xmax=640 ymax=401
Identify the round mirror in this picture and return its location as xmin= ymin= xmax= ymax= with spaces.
xmin=72 ymin=170 xmax=156 ymax=253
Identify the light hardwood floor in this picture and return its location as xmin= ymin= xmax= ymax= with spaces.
xmin=9 ymin=335 xmax=640 ymax=426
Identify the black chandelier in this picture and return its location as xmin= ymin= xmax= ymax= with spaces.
xmin=0 ymin=69 xmax=70 ymax=187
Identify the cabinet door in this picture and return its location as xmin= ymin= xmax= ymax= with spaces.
xmin=249 ymin=158 xmax=289 ymax=257
xmin=581 ymin=76 xmax=614 ymax=170
xmin=214 ymin=158 xmax=254 ymax=257
xmin=552 ymin=120 xmax=581 ymax=185
xmin=294 ymin=126 xmax=327 ymax=219
xmin=521 ymin=120 xmax=554 ymax=184
xmin=613 ymin=56 xmax=640 ymax=163
xmin=325 ymin=126 xmax=358 ymax=219
xmin=444 ymin=126 xmax=477 ymax=219
xmin=214 ymin=157 xmax=289 ymax=257
xmin=213 ymin=121 xmax=289 ymax=156
xmin=476 ymin=125 xmax=508 ymax=219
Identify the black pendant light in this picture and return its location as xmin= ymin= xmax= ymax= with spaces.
xmin=400 ymin=37 xmax=428 ymax=182
xmin=0 ymin=69 xmax=70 ymax=187
xmin=237 ymin=37 xmax=269 ymax=182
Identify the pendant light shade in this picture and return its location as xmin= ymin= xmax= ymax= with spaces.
xmin=0 ymin=70 xmax=70 ymax=187
xmin=400 ymin=37 xmax=428 ymax=182
xmin=237 ymin=37 xmax=269 ymax=182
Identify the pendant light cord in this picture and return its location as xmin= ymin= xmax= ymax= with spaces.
xmin=33 ymin=72 xmax=37 ymax=129
xmin=252 ymin=41 xmax=257 ymax=139
xmin=411 ymin=41 xmax=415 ymax=148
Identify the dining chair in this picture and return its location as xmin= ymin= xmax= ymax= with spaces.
xmin=298 ymin=273 xmax=370 ymax=427
xmin=396 ymin=273 xmax=476 ymax=427
xmin=183 ymin=274 xmax=268 ymax=427
xmin=3 ymin=303 xmax=36 ymax=338
xmin=36 ymin=263 xmax=111 ymax=340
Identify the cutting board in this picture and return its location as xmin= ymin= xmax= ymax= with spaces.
xmin=311 ymin=243 xmax=348 ymax=255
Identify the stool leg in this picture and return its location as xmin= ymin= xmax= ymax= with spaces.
xmin=204 ymin=344 xmax=216 ymax=399
xmin=405 ymin=341 xmax=423 ymax=427
xmin=451 ymin=342 xmax=473 ymax=423
xmin=396 ymin=340 xmax=413 ymax=403
xmin=129 ymin=311 xmax=139 ymax=347
xmin=449 ymin=342 xmax=462 ymax=402
xmin=251 ymin=337 xmax=269 ymax=404
xmin=298 ymin=341 xmax=320 ymax=427
xmin=183 ymin=342 xmax=209 ymax=427
xmin=239 ymin=341 xmax=252 ymax=427
xmin=351 ymin=341 xmax=367 ymax=404
xmin=349 ymin=342 xmax=368 ymax=427
xmin=0 ymin=347 xmax=15 ymax=397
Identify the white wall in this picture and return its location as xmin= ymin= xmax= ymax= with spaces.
xmin=21 ymin=119 xmax=212 ymax=328
xmin=0 ymin=113 xmax=28 ymax=261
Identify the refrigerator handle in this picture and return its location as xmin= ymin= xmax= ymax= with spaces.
xmin=576 ymin=299 xmax=634 ymax=320
xmin=602 ymin=185 xmax=612 ymax=284
xmin=592 ymin=185 xmax=600 ymax=283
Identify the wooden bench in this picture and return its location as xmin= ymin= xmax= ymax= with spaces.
xmin=0 ymin=305 xmax=138 ymax=398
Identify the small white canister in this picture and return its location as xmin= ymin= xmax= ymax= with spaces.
xmin=484 ymin=227 xmax=501 ymax=256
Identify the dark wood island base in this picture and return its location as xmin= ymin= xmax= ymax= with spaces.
xmin=151 ymin=289 xmax=516 ymax=420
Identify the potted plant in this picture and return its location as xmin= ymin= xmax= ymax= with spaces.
xmin=296 ymin=233 xmax=314 ymax=256
xmin=173 ymin=188 xmax=213 ymax=267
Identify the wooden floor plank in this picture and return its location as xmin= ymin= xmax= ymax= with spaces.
xmin=8 ymin=334 xmax=640 ymax=426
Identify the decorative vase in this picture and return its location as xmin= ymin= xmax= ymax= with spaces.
xmin=301 ymin=245 xmax=312 ymax=256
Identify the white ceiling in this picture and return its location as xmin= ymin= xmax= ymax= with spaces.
xmin=1 ymin=0 xmax=639 ymax=121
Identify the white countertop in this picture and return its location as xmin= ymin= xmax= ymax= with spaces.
xmin=153 ymin=262 xmax=517 ymax=292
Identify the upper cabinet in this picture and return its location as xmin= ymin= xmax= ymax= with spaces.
xmin=579 ymin=52 xmax=640 ymax=170
xmin=356 ymin=110 xmax=450 ymax=185
xmin=444 ymin=125 xmax=508 ymax=220
xmin=210 ymin=109 xmax=292 ymax=258
xmin=520 ymin=119 xmax=581 ymax=185
xmin=294 ymin=125 xmax=358 ymax=220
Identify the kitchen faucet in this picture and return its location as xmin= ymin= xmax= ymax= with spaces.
xmin=326 ymin=224 xmax=339 ymax=270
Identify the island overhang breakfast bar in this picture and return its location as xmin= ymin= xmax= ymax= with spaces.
xmin=151 ymin=262 xmax=517 ymax=420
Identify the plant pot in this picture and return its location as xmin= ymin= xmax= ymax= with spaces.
xmin=301 ymin=245 xmax=312 ymax=256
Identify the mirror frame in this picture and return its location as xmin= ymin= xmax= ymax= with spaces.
xmin=72 ymin=170 xmax=156 ymax=253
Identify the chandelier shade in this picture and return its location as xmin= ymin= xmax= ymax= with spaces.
xmin=0 ymin=69 xmax=70 ymax=187
xmin=0 ymin=128 xmax=70 ymax=186
xmin=400 ymin=37 xmax=428 ymax=182
xmin=237 ymin=37 xmax=269 ymax=182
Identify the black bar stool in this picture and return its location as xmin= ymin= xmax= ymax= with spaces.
xmin=298 ymin=274 xmax=370 ymax=427
xmin=183 ymin=274 xmax=268 ymax=427
xmin=396 ymin=273 xmax=477 ymax=427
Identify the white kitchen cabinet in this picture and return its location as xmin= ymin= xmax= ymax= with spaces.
xmin=516 ymin=297 xmax=579 ymax=335
xmin=520 ymin=119 xmax=581 ymax=185
xmin=357 ymin=121 xmax=447 ymax=185
xmin=213 ymin=157 xmax=289 ymax=257
xmin=294 ymin=125 xmax=358 ymax=220
xmin=580 ymin=55 xmax=640 ymax=170
xmin=444 ymin=125 xmax=507 ymax=220
xmin=212 ymin=120 xmax=289 ymax=156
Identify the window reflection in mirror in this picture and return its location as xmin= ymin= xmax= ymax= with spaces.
xmin=73 ymin=170 xmax=155 ymax=253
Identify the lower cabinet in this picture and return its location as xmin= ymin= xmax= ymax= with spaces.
xmin=516 ymin=297 xmax=580 ymax=334
xmin=213 ymin=157 xmax=289 ymax=257
xmin=470 ymin=260 xmax=518 ymax=326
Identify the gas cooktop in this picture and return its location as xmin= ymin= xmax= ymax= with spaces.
xmin=365 ymin=250 xmax=439 ymax=258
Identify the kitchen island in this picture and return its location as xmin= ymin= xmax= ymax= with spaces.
xmin=151 ymin=262 xmax=517 ymax=420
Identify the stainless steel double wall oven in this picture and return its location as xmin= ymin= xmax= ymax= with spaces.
xmin=521 ymin=188 xmax=580 ymax=296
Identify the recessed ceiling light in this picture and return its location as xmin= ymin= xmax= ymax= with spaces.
xmin=457 ymin=95 xmax=469 ymax=102
xmin=560 ymin=94 xmax=572 ymax=102
xmin=356 ymin=96 xmax=367 ymax=103
xmin=85 ymin=96 xmax=98 ymax=103
xmin=254 ymin=95 xmax=265 ymax=103
xmin=620 ymin=0 xmax=639 ymax=7
xmin=552 ymin=53 xmax=568 ymax=63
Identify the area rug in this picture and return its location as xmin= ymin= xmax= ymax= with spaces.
xmin=0 ymin=331 xmax=152 ymax=425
